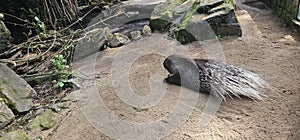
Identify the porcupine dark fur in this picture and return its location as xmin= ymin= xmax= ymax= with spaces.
xmin=163 ymin=55 xmax=270 ymax=101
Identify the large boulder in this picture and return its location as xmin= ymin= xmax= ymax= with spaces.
xmin=150 ymin=0 xmax=242 ymax=44
xmin=73 ymin=27 xmax=110 ymax=61
xmin=0 ymin=63 xmax=34 ymax=113
xmin=150 ymin=0 xmax=187 ymax=31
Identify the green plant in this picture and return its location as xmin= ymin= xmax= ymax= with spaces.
xmin=216 ymin=34 xmax=222 ymax=40
xmin=34 ymin=16 xmax=47 ymax=34
xmin=51 ymin=54 xmax=72 ymax=88
xmin=26 ymin=8 xmax=47 ymax=34
xmin=178 ymin=2 xmax=199 ymax=30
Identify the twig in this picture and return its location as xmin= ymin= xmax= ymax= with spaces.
xmin=59 ymin=6 xmax=101 ymax=32
xmin=4 ymin=21 xmax=35 ymax=28
xmin=39 ymin=32 xmax=57 ymax=57
xmin=2 ymin=13 xmax=35 ymax=26
xmin=0 ymin=59 xmax=17 ymax=66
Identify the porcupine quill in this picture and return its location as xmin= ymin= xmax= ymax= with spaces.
xmin=163 ymin=55 xmax=272 ymax=101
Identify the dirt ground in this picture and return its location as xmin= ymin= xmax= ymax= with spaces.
xmin=37 ymin=3 xmax=300 ymax=140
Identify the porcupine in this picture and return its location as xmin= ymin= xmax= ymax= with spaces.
xmin=163 ymin=55 xmax=270 ymax=101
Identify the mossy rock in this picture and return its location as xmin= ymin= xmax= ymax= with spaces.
xmin=28 ymin=110 xmax=56 ymax=131
xmin=0 ymin=100 xmax=15 ymax=128
xmin=0 ymin=130 xmax=29 ymax=140
xmin=0 ymin=63 xmax=34 ymax=113
xmin=150 ymin=0 xmax=187 ymax=31
xmin=150 ymin=0 xmax=242 ymax=44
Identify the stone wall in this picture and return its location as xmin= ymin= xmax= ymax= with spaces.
xmin=260 ymin=0 xmax=299 ymax=23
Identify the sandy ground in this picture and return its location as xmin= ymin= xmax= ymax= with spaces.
xmin=40 ymin=3 xmax=300 ymax=140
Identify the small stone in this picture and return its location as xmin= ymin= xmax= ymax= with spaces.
xmin=108 ymin=33 xmax=130 ymax=47
xmin=130 ymin=31 xmax=142 ymax=40
xmin=142 ymin=25 xmax=152 ymax=36
xmin=61 ymin=91 xmax=78 ymax=102
xmin=103 ymin=5 xmax=110 ymax=10
xmin=105 ymin=33 xmax=114 ymax=41
xmin=0 ymin=13 xmax=4 ymax=20
xmin=1 ymin=130 xmax=29 ymax=140
xmin=51 ymin=80 xmax=57 ymax=87
xmin=51 ymin=104 xmax=61 ymax=112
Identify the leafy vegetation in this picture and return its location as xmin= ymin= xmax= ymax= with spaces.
xmin=215 ymin=34 xmax=222 ymax=40
xmin=51 ymin=54 xmax=72 ymax=88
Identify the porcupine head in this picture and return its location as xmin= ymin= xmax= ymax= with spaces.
xmin=163 ymin=55 xmax=203 ymax=92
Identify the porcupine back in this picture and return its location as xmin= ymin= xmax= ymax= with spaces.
xmin=195 ymin=59 xmax=269 ymax=101
xmin=164 ymin=55 xmax=270 ymax=101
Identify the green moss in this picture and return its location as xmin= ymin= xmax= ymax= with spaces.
xmin=2 ymin=78 xmax=8 ymax=85
xmin=162 ymin=0 xmax=184 ymax=19
xmin=1 ymin=130 xmax=29 ymax=140
xmin=7 ymin=102 xmax=17 ymax=113
xmin=161 ymin=11 xmax=173 ymax=19
xmin=163 ymin=0 xmax=187 ymax=18
xmin=179 ymin=2 xmax=199 ymax=30
xmin=0 ymin=93 xmax=17 ymax=112
xmin=176 ymin=0 xmax=187 ymax=3
xmin=28 ymin=109 xmax=56 ymax=131
xmin=224 ymin=0 xmax=235 ymax=11
xmin=0 ymin=95 xmax=7 ymax=102
xmin=151 ymin=0 xmax=188 ymax=31
xmin=13 ymin=88 xmax=18 ymax=94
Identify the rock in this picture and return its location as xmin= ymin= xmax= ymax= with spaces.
xmin=0 ymin=130 xmax=29 ymax=140
xmin=142 ymin=25 xmax=152 ymax=35
xmin=74 ymin=4 xmax=157 ymax=58
xmin=112 ymin=19 xmax=150 ymax=37
xmin=0 ymin=14 xmax=11 ymax=53
xmin=123 ymin=0 xmax=167 ymax=5
xmin=202 ymin=2 xmax=242 ymax=36
xmin=130 ymin=31 xmax=142 ymax=40
xmin=73 ymin=27 xmax=111 ymax=61
xmin=0 ymin=100 xmax=15 ymax=128
xmin=108 ymin=33 xmax=131 ymax=47
xmin=61 ymin=90 xmax=78 ymax=103
xmin=51 ymin=101 xmax=72 ymax=112
xmin=0 ymin=63 xmax=34 ymax=113
xmin=0 ymin=13 xmax=3 ymax=20
xmin=28 ymin=109 xmax=56 ymax=131
xmin=150 ymin=0 xmax=186 ymax=31
xmin=150 ymin=0 xmax=242 ymax=44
